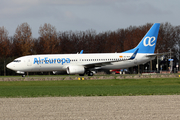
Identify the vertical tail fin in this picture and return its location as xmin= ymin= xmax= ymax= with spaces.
xmin=123 ymin=23 xmax=160 ymax=54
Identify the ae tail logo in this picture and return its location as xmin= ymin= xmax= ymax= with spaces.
xmin=143 ymin=36 xmax=156 ymax=47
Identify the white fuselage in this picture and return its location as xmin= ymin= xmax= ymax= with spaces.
xmin=6 ymin=53 xmax=155 ymax=73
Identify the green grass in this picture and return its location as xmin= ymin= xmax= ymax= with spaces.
xmin=0 ymin=78 xmax=180 ymax=97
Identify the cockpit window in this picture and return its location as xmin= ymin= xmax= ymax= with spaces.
xmin=13 ymin=60 xmax=21 ymax=62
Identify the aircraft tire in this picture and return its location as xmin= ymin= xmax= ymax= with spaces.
xmin=88 ymin=72 xmax=93 ymax=76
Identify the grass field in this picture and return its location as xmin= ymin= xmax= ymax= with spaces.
xmin=0 ymin=78 xmax=180 ymax=97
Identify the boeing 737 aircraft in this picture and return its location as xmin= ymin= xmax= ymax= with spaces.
xmin=7 ymin=23 xmax=160 ymax=76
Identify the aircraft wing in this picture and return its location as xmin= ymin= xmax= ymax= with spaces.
xmin=82 ymin=48 xmax=139 ymax=68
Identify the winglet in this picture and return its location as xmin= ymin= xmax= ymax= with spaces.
xmin=129 ymin=48 xmax=139 ymax=60
xmin=80 ymin=50 xmax=83 ymax=54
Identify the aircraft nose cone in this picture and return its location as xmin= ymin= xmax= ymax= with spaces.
xmin=6 ymin=63 xmax=13 ymax=70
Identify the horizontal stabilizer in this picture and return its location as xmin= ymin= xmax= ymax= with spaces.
xmin=146 ymin=52 xmax=170 ymax=57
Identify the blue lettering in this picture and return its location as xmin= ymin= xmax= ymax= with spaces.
xmin=39 ymin=57 xmax=41 ymax=64
xmin=54 ymin=58 xmax=56 ymax=63
xmin=41 ymin=59 xmax=44 ymax=64
xmin=33 ymin=57 xmax=71 ymax=64
xmin=49 ymin=59 xmax=53 ymax=64
xmin=57 ymin=58 xmax=61 ymax=63
xmin=34 ymin=58 xmax=38 ymax=64
xmin=45 ymin=57 xmax=48 ymax=64
xmin=66 ymin=58 xmax=70 ymax=63
xmin=62 ymin=58 xmax=65 ymax=65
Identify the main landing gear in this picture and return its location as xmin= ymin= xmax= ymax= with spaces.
xmin=86 ymin=70 xmax=94 ymax=76
xmin=79 ymin=70 xmax=94 ymax=76
xmin=88 ymin=72 xmax=93 ymax=76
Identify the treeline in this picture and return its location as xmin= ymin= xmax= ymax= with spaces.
xmin=0 ymin=22 xmax=180 ymax=75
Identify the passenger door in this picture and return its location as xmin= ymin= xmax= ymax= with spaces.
xmin=27 ymin=58 xmax=32 ymax=66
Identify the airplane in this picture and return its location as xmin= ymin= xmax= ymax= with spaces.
xmin=6 ymin=23 xmax=160 ymax=76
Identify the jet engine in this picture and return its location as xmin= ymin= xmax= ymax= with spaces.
xmin=66 ymin=66 xmax=85 ymax=75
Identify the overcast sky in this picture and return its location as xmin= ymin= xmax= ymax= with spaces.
xmin=0 ymin=0 xmax=179 ymax=37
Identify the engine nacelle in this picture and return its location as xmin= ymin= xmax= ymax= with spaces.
xmin=67 ymin=66 xmax=85 ymax=75
xmin=16 ymin=71 xmax=25 ymax=74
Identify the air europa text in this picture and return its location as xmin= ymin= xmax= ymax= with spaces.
xmin=33 ymin=57 xmax=70 ymax=65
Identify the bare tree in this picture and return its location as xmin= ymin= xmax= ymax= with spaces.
xmin=13 ymin=22 xmax=34 ymax=56
xmin=0 ymin=26 xmax=11 ymax=75
xmin=0 ymin=26 xmax=11 ymax=57
xmin=38 ymin=23 xmax=58 ymax=54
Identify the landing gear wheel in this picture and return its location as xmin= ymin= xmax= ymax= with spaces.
xmin=88 ymin=72 xmax=93 ymax=76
